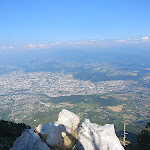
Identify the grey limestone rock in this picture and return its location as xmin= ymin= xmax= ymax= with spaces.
xmin=36 ymin=109 xmax=80 ymax=146
xmin=10 ymin=110 xmax=125 ymax=150
xmin=10 ymin=129 xmax=51 ymax=150
xmin=78 ymin=119 xmax=125 ymax=150
xmin=57 ymin=109 xmax=80 ymax=133
xmin=36 ymin=122 xmax=66 ymax=146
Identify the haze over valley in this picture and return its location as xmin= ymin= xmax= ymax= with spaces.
xmin=0 ymin=1 xmax=150 ymax=148
xmin=0 ymin=49 xmax=150 ymax=144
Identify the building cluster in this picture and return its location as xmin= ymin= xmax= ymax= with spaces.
xmin=0 ymin=71 xmax=148 ymax=122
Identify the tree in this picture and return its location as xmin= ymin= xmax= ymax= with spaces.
xmin=137 ymin=122 xmax=150 ymax=150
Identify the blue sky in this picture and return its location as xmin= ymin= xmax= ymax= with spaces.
xmin=0 ymin=0 xmax=150 ymax=49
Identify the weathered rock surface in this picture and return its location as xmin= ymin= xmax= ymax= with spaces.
xmin=10 ymin=129 xmax=51 ymax=150
xmin=11 ymin=109 xmax=124 ymax=150
xmin=57 ymin=109 xmax=80 ymax=133
xmin=36 ymin=109 xmax=80 ymax=146
xmin=36 ymin=122 xmax=66 ymax=146
xmin=78 ymin=119 xmax=125 ymax=150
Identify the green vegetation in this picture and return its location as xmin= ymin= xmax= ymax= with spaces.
xmin=23 ymin=108 xmax=62 ymax=127
xmin=73 ymin=68 xmax=141 ymax=82
xmin=51 ymin=95 xmax=121 ymax=106
xmin=1 ymin=62 xmax=150 ymax=149
xmin=137 ymin=122 xmax=150 ymax=150
xmin=21 ymin=93 xmax=148 ymax=147
xmin=0 ymin=120 xmax=30 ymax=150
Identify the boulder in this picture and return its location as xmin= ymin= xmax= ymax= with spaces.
xmin=36 ymin=122 xmax=66 ymax=146
xmin=78 ymin=119 xmax=125 ymax=150
xmin=57 ymin=109 xmax=80 ymax=133
xmin=10 ymin=110 xmax=125 ymax=150
xmin=36 ymin=109 xmax=80 ymax=146
xmin=10 ymin=129 xmax=51 ymax=150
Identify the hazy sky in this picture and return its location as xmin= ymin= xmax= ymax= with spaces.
xmin=0 ymin=0 xmax=150 ymax=49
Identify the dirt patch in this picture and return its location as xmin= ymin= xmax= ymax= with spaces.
xmin=121 ymin=97 xmax=127 ymax=100
xmin=107 ymin=105 xmax=124 ymax=112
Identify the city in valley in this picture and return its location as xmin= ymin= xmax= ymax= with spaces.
xmin=0 ymin=62 xmax=150 ymax=137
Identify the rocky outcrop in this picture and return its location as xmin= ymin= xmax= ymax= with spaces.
xmin=57 ymin=109 xmax=80 ymax=133
xmin=36 ymin=109 xmax=80 ymax=146
xmin=36 ymin=122 xmax=66 ymax=146
xmin=10 ymin=129 xmax=51 ymax=150
xmin=11 ymin=109 xmax=124 ymax=150
xmin=78 ymin=119 xmax=125 ymax=150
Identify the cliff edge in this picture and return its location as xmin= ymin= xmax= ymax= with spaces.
xmin=10 ymin=109 xmax=124 ymax=150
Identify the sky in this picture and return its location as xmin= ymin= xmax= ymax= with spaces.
xmin=0 ymin=0 xmax=150 ymax=50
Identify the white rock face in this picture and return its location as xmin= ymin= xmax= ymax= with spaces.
xmin=36 ymin=109 xmax=80 ymax=146
xmin=10 ymin=110 xmax=124 ymax=150
xmin=36 ymin=122 xmax=66 ymax=146
xmin=57 ymin=109 xmax=80 ymax=133
xmin=78 ymin=119 xmax=125 ymax=150
xmin=10 ymin=129 xmax=51 ymax=150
